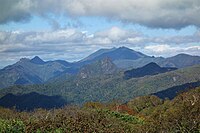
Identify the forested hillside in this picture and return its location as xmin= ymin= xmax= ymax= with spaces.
xmin=0 ymin=86 xmax=199 ymax=132
xmin=0 ymin=64 xmax=200 ymax=106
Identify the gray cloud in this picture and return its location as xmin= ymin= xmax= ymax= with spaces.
xmin=64 ymin=0 xmax=200 ymax=29
xmin=1 ymin=0 xmax=200 ymax=28
xmin=0 ymin=0 xmax=32 ymax=24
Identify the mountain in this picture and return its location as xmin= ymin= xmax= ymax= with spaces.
xmin=1 ymin=64 xmax=200 ymax=105
xmin=79 ymin=46 xmax=148 ymax=65
xmin=152 ymin=81 xmax=200 ymax=100
xmin=0 ymin=92 xmax=67 ymax=111
xmin=78 ymin=57 xmax=118 ymax=79
xmin=115 ymin=53 xmax=200 ymax=69
xmin=79 ymin=47 xmax=200 ymax=69
xmin=124 ymin=62 xmax=177 ymax=79
xmin=1 ymin=47 xmax=200 ymax=89
xmin=80 ymin=47 xmax=117 ymax=62
xmin=113 ymin=56 xmax=164 ymax=69
xmin=0 ymin=56 xmax=75 ymax=88
xmin=54 ymin=60 xmax=71 ymax=66
xmin=30 ymin=56 xmax=46 ymax=64
xmin=160 ymin=53 xmax=200 ymax=68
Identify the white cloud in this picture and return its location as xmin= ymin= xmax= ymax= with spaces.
xmin=126 ymin=37 xmax=145 ymax=44
xmin=0 ymin=26 xmax=200 ymax=67
xmin=90 ymin=26 xmax=139 ymax=44
xmin=144 ymin=44 xmax=200 ymax=57
xmin=145 ymin=45 xmax=173 ymax=53
xmin=95 ymin=27 xmax=136 ymax=41
xmin=24 ymin=29 xmax=86 ymax=44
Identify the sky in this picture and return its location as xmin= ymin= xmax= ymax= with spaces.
xmin=0 ymin=0 xmax=200 ymax=68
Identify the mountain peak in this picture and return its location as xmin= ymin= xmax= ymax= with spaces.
xmin=30 ymin=56 xmax=45 ymax=64
xmin=118 ymin=46 xmax=130 ymax=50
xmin=80 ymin=46 xmax=148 ymax=64
xmin=174 ymin=53 xmax=191 ymax=57
xmin=169 ymin=53 xmax=199 ymax=59
xmin=112 ymin=46 xmax=148 ymax=59
xmin=116 ymin=46 xmax=134 ymax=52
xmin=80 ymin=47 xmax=117 ymax=62
xmin=32 ymin=56 xmax=42 ymax=60
xmin=143 ymin=62 xmax=161 ymax=69
xmin=78 ymin=57 xmax=117 ymax=79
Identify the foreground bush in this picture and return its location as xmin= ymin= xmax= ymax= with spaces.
xmin=0 ymin=87 xmax=199 ymax=132
xmin=0 ymin=119 xmax=25 ymax=133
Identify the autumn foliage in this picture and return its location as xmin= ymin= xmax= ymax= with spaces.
xmin=0 ymin=87 xmax=199 ymax=132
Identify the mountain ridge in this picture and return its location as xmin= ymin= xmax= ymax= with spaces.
xmin=124 ymin=62 xmax=177 ymax=79
xmin=1 ymin=46 xmax=200 ymax=89
xmin=0 ymin=57 xmax=75 ymax=88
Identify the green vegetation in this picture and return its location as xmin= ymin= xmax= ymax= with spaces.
xmin=0 ymin=87 xmax=199 ymax=132
xmin=0 ymin=119 xmax=25 ymax=133
xmin=1 ymin=65 xmax=200 ymax=106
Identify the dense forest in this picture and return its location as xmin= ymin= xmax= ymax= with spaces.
xmin=1 ymin=64 xmax=200 ymax=106
xmin=0 ymin=86 xmax=199 ymax=132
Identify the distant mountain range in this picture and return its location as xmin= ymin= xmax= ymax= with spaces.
xmin=80 ymin=46 xmax=200 ymax=69
xmin=0 ymin=46 xmax=200 ymax=93
xmin=0 ymin=56 xmax=78 ymax=88
xmin=124 ymin=62 xmax=177 ymax=79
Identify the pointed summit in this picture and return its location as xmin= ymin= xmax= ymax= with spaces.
xmin=30 ymin=56 xmax=45 ymax=64
xmin=142 ymin=62 xmax=161 ymax=69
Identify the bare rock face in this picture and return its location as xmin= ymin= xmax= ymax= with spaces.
xmin=100 ymin=57 xmax=117 ymax=74
xmin=78 ymin=57 xmax=117 ymax=79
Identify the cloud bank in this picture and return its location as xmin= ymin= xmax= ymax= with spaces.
xmin=0 ymin=26 xmax=200 ymax=68
xmin=1 ymin=0 xmax=200 ymax=28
